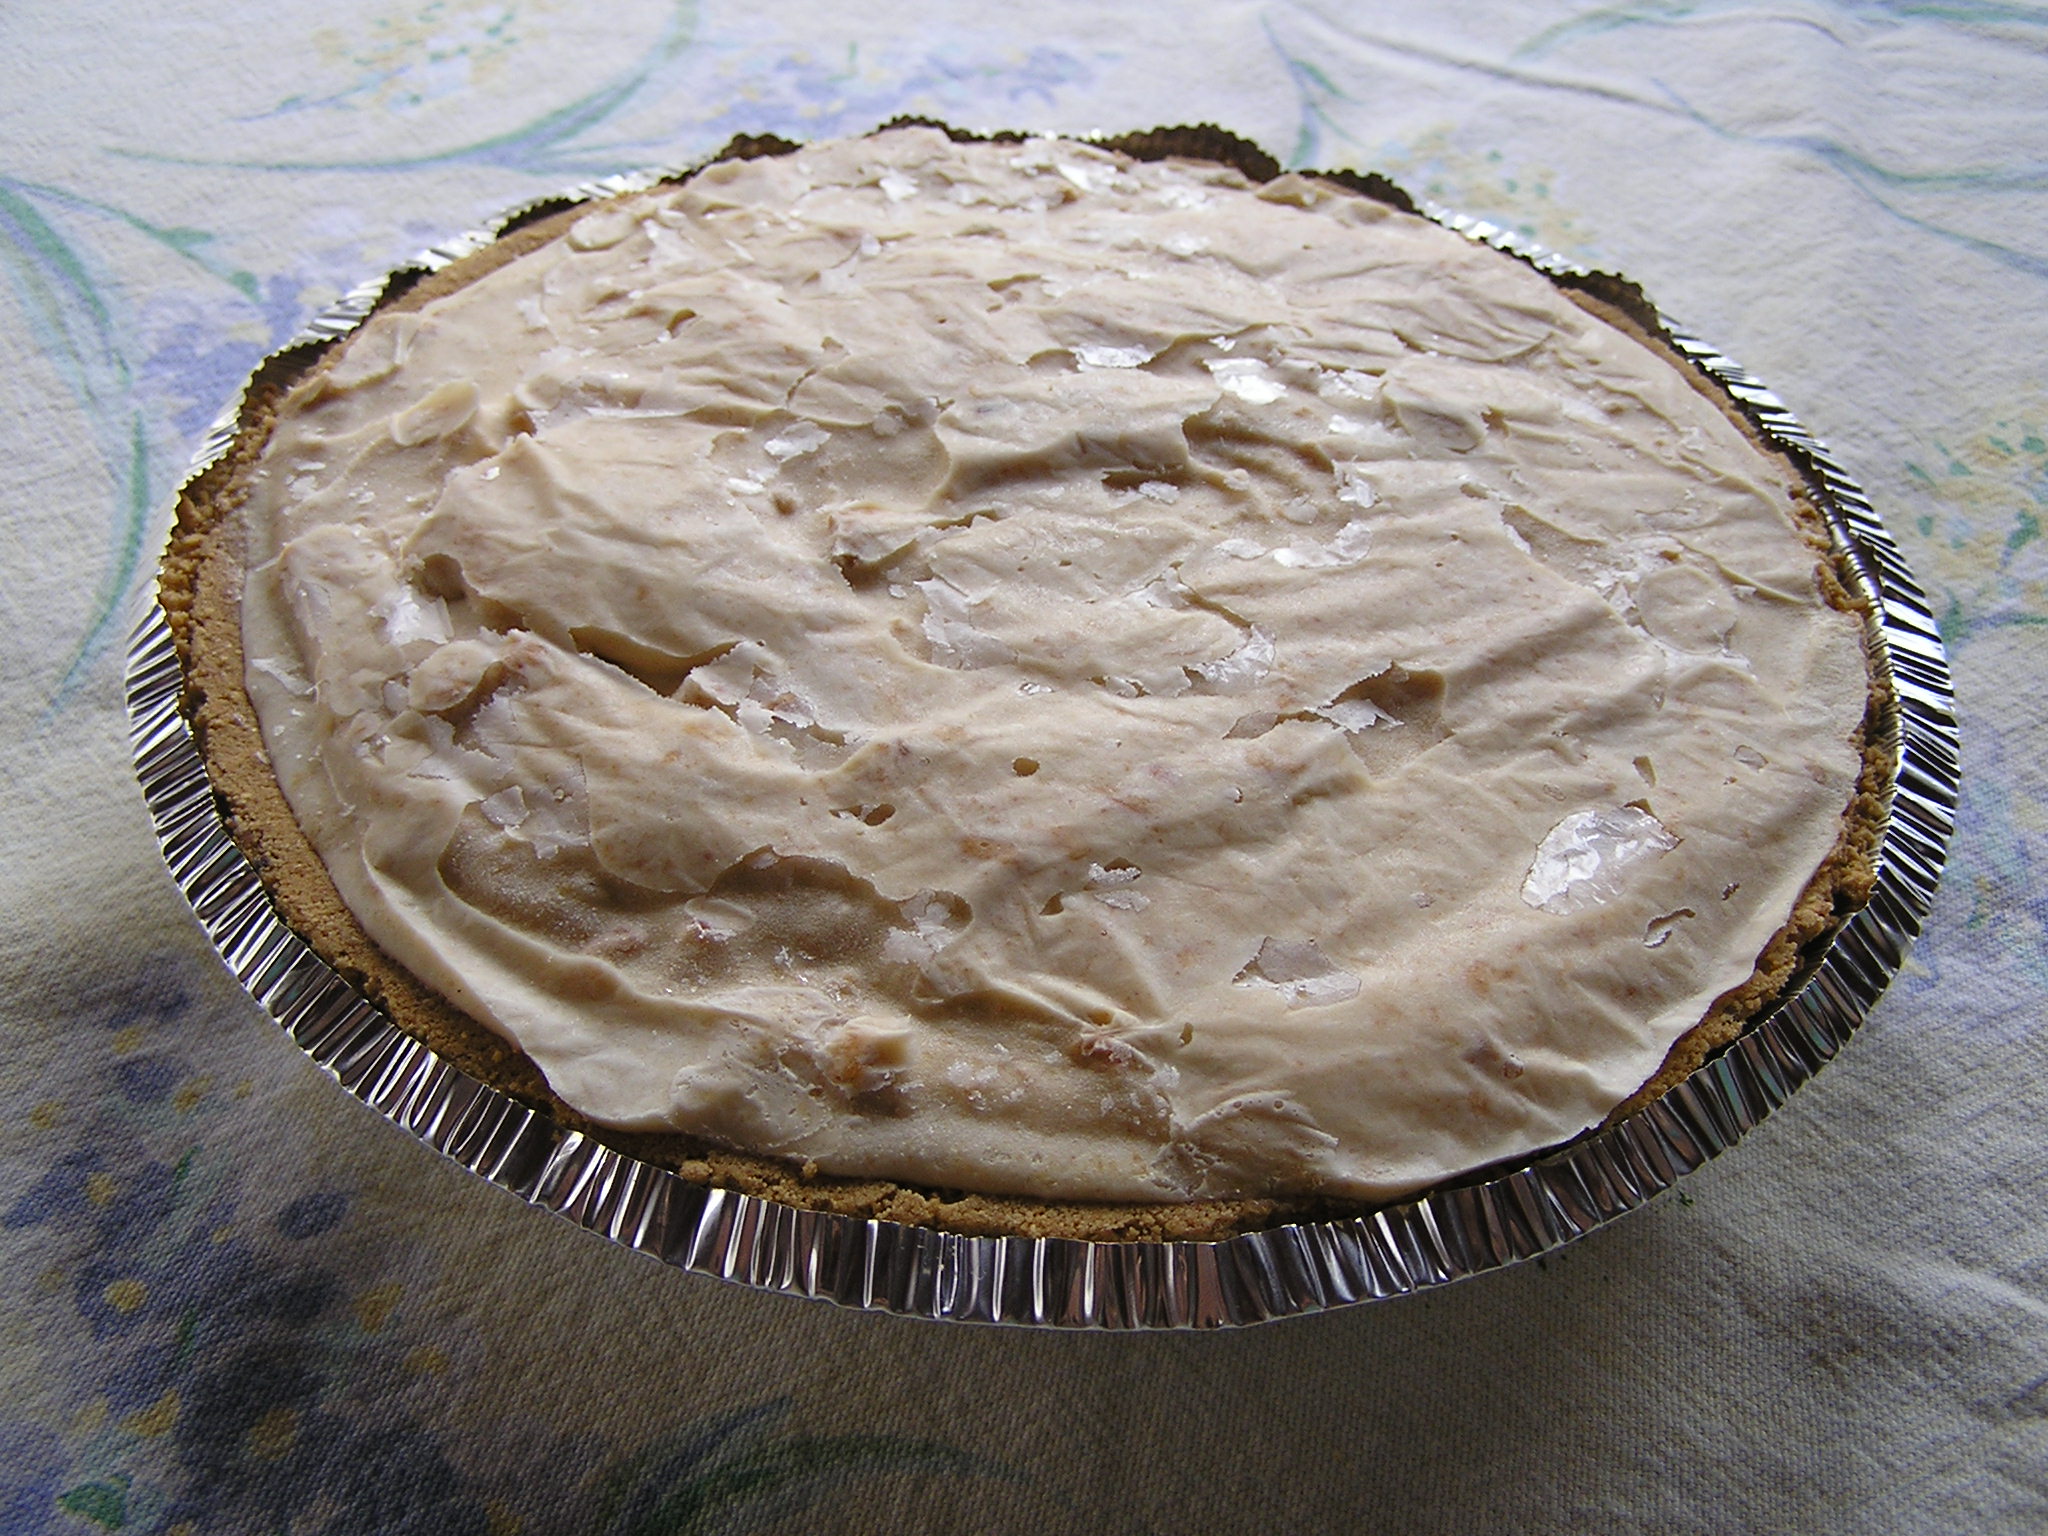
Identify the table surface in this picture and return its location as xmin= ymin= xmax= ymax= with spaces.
xmin=4 ymin=4 xmax=2044 ymax=1532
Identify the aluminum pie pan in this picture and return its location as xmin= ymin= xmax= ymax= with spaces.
xmin=127 ymin=133 xmax=1959 ymax=1329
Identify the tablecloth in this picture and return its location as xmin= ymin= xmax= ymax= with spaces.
xmin=3 ymin=3 xmax=2043 ymax=1531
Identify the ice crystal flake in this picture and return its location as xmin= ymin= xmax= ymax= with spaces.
xmin=375 ymin=588 xmax=452 ymax=648
xmin=882 ymin=892 xmax=963 ymax=968
xmin=764 ymin=421 xmax=830 ymax=461
xmin=1274 ymin=521 xmax=1373 ymax=570
xmin=1206 ymin=358 xmax=1286 ymax=405
xmin=1188 ymin=627 xmax=1274 ymax=692
xmin=918 ymin=578 xmax=1015 ymax=669
xmin=1335 ymin=464 xmax=1378 ymax=509
xmin=1076 ymin=343 xmax=1156 ymax=370
xmin=1235 ymin=937 xmax=1362 ymax=1009
xmin=1320 ymin=697 xmax=1401 ymax=732
xmin=1317 ymin=369 xmax=1379 ymax=402
xmin=1521 ymin=807 xmax=1679 ymax=915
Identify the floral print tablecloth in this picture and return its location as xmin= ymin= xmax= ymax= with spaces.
xmin=4 ymin=5 xmax=2044 ymax=1531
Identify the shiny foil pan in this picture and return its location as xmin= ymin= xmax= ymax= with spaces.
xmin=127 ymin=129 xmax=1960 ymax=1329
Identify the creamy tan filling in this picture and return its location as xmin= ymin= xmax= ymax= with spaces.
xmin=238 ymin=129 xmax=1868 ymax=1202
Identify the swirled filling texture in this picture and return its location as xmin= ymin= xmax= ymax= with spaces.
xmin=239 ymin=129 xmax=1867 ymax=1201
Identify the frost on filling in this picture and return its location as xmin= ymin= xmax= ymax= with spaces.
xmin=1235 ymin=938 xmax=1363 ymax=1009
xmin=1521 ymin=806 xmax=1680 ymax=916
xmin=236 ymin=129 xmax=1869 ymax=1206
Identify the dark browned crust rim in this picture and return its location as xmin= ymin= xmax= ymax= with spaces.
xmin=159 ymin=122 xmax=1893 ymax=1244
